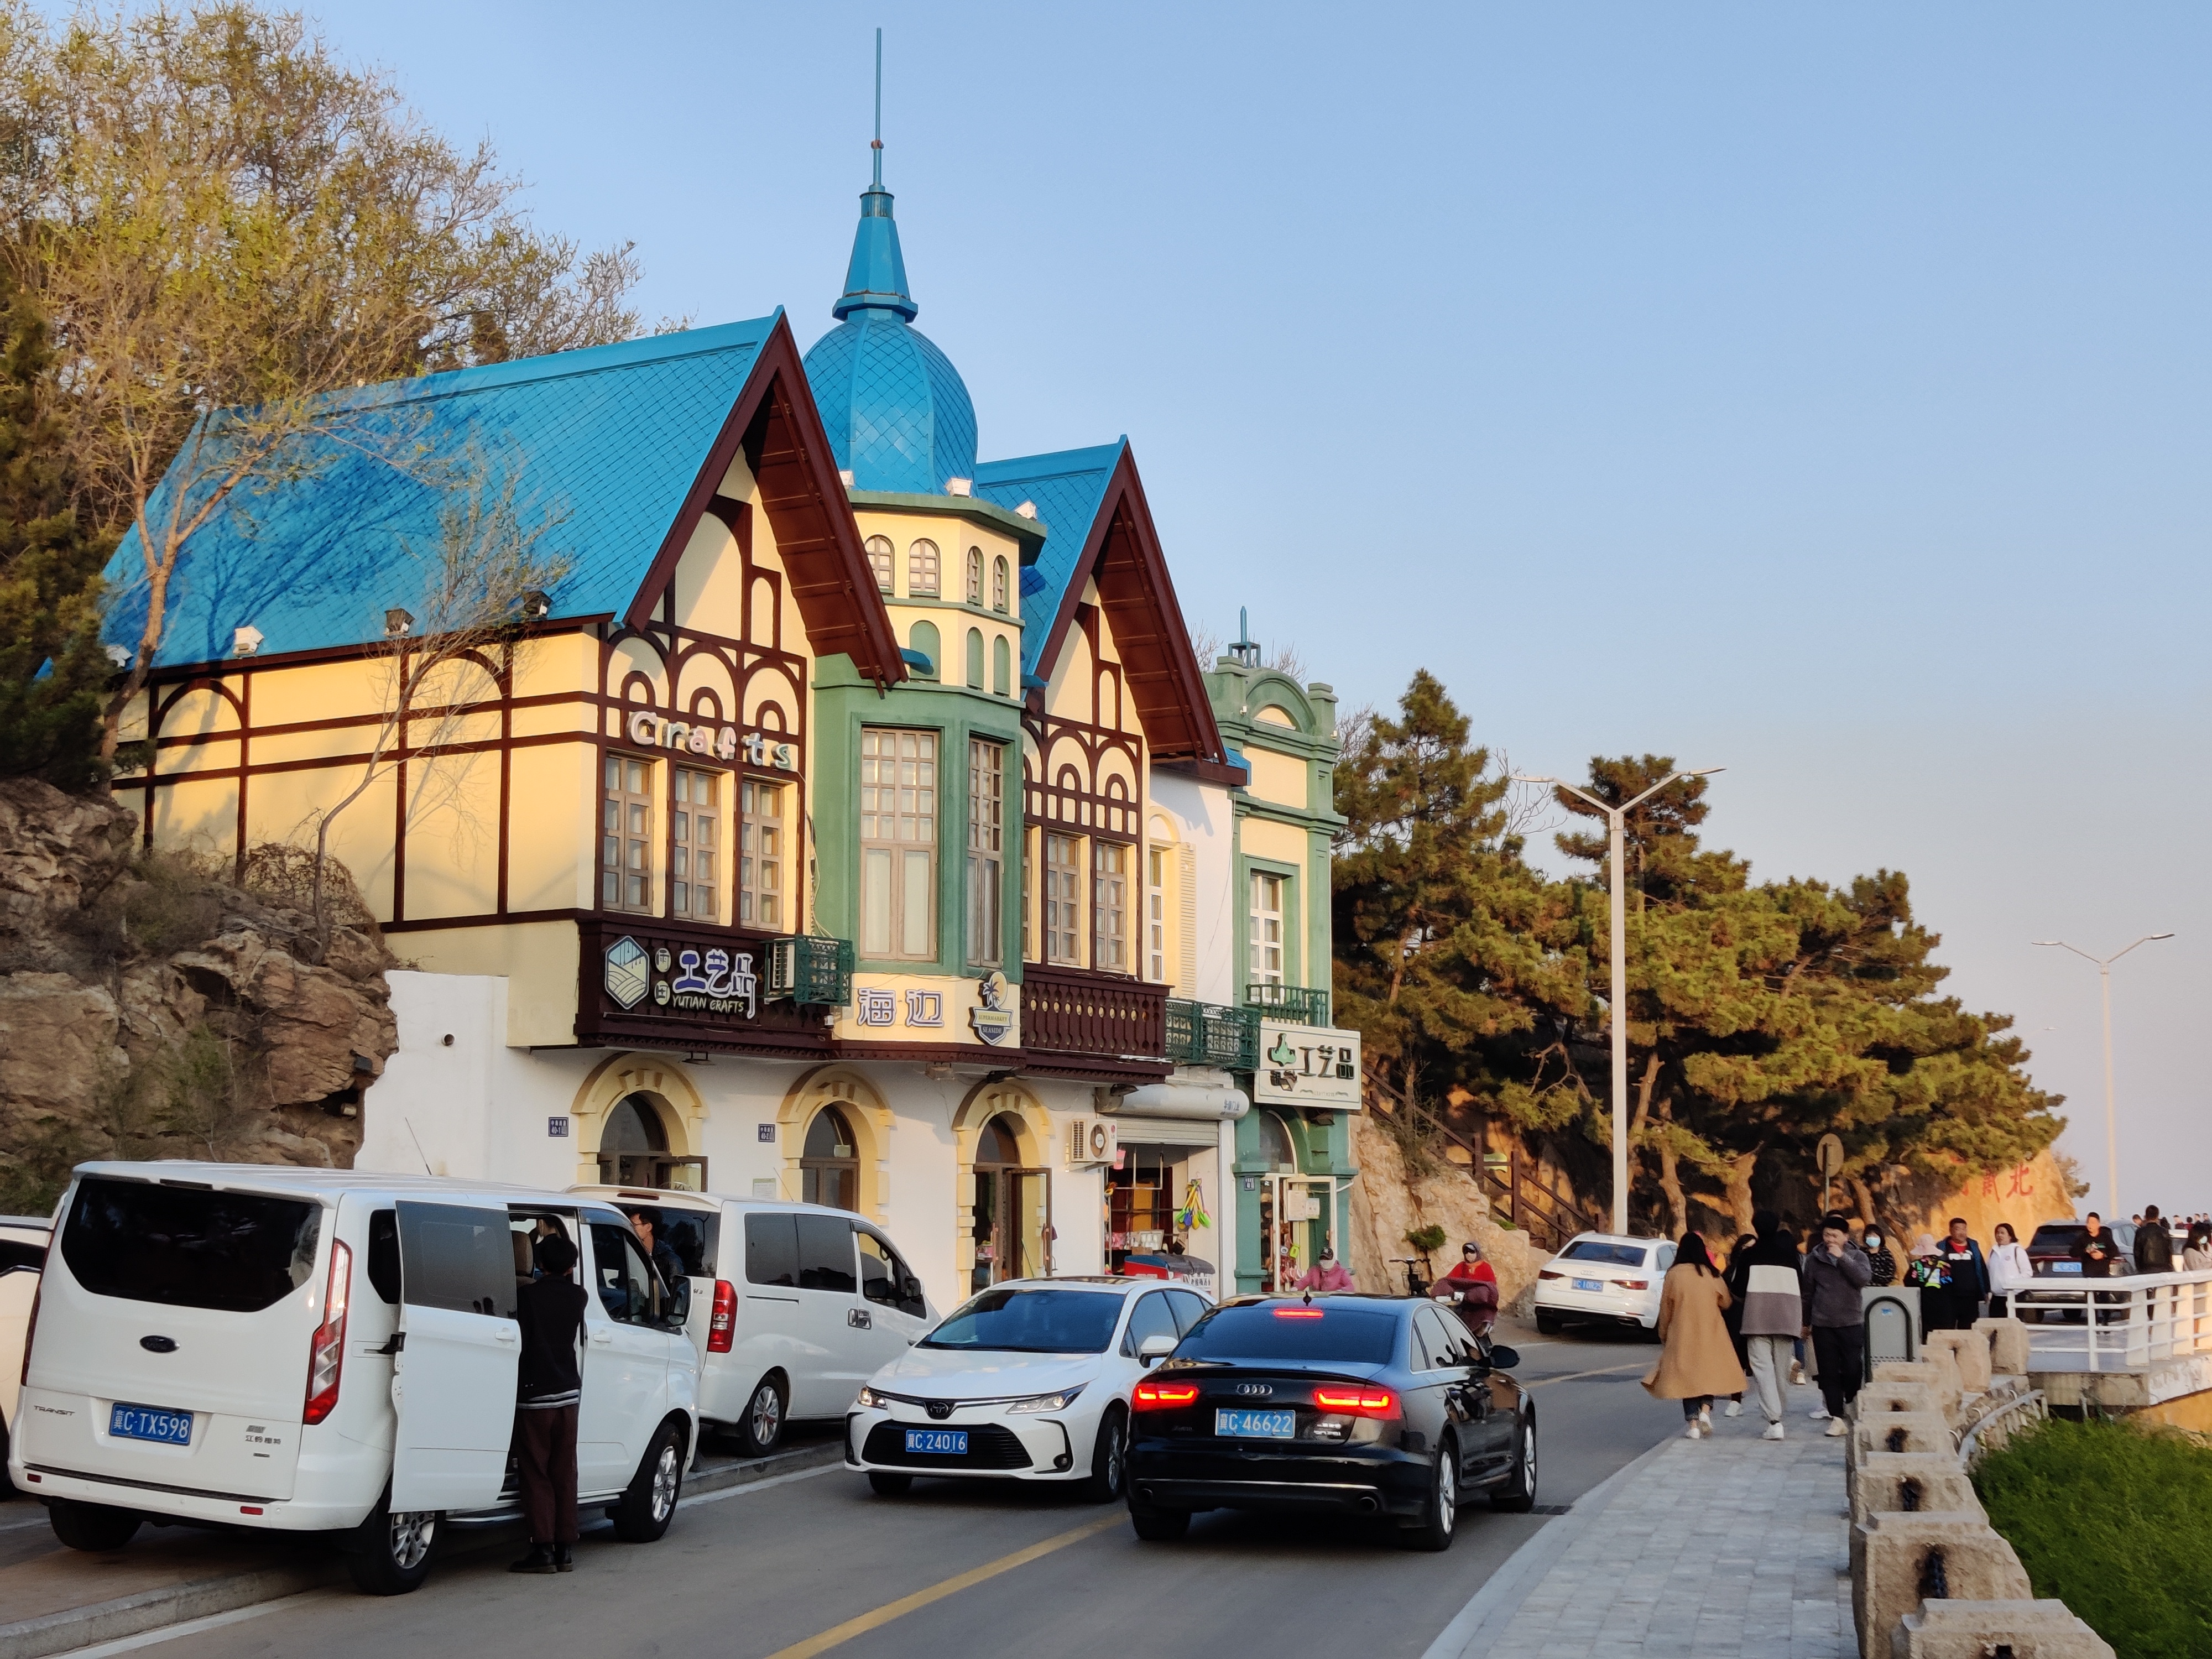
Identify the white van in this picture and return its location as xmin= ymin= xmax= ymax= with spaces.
xmin=570 ymin=1188 xmax=934 ymax=1455
xmin=11 ymin=1164 xmax=700 ymax=1594
xmin=1 ymin=1213 xmax=51 ymax=1493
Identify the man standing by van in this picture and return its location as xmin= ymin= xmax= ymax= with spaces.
xmin=512 ymin=1234 xmax=587 ymax=1574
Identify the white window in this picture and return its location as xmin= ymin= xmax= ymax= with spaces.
xmin=1250 ymin=870 xmax=1285 ymax=986
xmin=964 ymin=546 xmax=983 ymax=605
xmin=1148 ymin=846 xmax=1167 ymax=983
xmin=864 ymin=535 xmax=894 ymax=594
xmin=908 ymin=539 xmax=940 ymax=597
xmin=1045 ymin=833 xmax=1082 ymax=966
xmin=860 ymin=728 xmax=937 ymax=959
xmin=671 ymin=766 xmax=719 ymax=921
xmin=1094 ymin=841 xmax=1128 ymax=973
xmin=740 ymin=777 xmax=785 ymax=929
xmin=602 ymin=754 xmax=654 ymax=912
xmin=967 ymin=739 xmax=1003 ymax=965
xmin=992 ymin=555 xmax=1010 ymax=614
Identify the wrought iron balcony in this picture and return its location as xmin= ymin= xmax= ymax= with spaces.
xmin=1022 ymin=962 xmax=1168 ymax=1074
xmin=1245 ymin=982 xmax=1330 ymax=1027
xmin=769 ymin=934 xmax=855 ymax=1006
xmin=1165 ymin=999 xmax=1258 ymax=1071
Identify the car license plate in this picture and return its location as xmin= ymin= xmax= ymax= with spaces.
xmin=1215 ymin=1408 xmax=1295 ymax=1439
xmin=2049 ymin=1262 xmax=2083 ymax=1275
xmin=902 ymin=1428 xmax=967 ymax=1455
xmin=1573 ymin=1277 xmax=1604 ymax=1292
xmin=109 ymin=1403 xmax=192 ymax=1446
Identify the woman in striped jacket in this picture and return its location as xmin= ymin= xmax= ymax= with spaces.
xmin=1735 ymin=1212 xmax=1807 ymax=1441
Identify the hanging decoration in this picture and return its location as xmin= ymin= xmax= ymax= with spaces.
xmin=1177 ymin=1178 xmax=1211 ymax=1232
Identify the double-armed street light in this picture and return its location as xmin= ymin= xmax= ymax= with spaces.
xmin=2033 ymin=933 xmax=2174 ymax=1220
xmin=1513 ymin=765 xmax=1725 ymax=1237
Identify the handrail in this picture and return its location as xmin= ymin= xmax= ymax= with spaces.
xmin=1957 ymin=1386 xmax=2047 ymax=1471
xmin=2015 ymin=1267 xmax=2212 ymax=1373
xmin=1362 ymin=1065 xmax=1603 ymax=1252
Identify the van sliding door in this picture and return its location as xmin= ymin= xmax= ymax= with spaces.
xmin=392 ymin=1201 xmax=520 ymax=1512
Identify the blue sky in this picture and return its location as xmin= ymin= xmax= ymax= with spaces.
xmin=144 ymin=2 xmax=2212 ymax=1214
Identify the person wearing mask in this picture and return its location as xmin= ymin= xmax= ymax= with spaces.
xmin=1800 ymin=1215 xmax=1871 ymax=1435
xmin=2136 ymin=1205 xmax=2175 ymax=1275
xmin=1935 ymin=1219 xmax=1989 ymax=1331
xmin=1431 ymin=1240 xmax=1500 ymax=1338
xmin=1643 ymin=1232 xmax=1745 ymax=1439
xmin=1735 ymin=1212 xmax=1806 ymax=1441
xmin=2184 ymin=1222 xmax=2212 ymax=1272
xmin=1862 ymin=1228 xmax=1897 ymax=1288
xmin=511 ymin=1233 xmax=588 ymax=1574
xmin=1986 ymin=1222 xmax=2033 ymax=1318
xmin=1292 ymin=1249 xmax=1354 ymax=1292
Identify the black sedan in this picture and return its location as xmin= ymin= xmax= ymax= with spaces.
xmin=1123 ymin=1293 xmax=1536 ymax=1550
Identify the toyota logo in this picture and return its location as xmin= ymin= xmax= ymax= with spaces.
xmin=1234 ymin=1383 xmax=1274 ymax=1397
xmin=925 ymin=1400 xmax=954 ymax=1421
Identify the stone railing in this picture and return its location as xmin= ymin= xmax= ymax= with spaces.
xmin=2015 ymin=1265 xmax=2212 ymax=1371
xmin=1847 ymin=1317 xmax=2114 ymax=1659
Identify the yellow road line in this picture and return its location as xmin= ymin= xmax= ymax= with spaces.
xmin=1525 ymin=1360 xmax=1652 ymax=1386
xmin=760 ymin=1511 xmax=1126 ymax=1659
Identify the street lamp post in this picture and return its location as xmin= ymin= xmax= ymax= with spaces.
xmin=1515 ymin=766 xmax=1725 ymax=1237
xmin=2033 ymin=933 xmax=2174 ymax=1220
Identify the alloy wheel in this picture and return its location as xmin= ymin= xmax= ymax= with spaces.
xmin=1105 ymin=1418 xmax=1124 ymax=1495
xmin=1524 ymin=1428 xmax=1537 ymax=1494
xmin=750 ymin=1383 xmax=782 ymax=1444
xmin=1437 ymin=1454 xmax=1456 ymax=1533
xmin=650 ymin=1444 xmax=680 ymax=1522
xmin=389 ymin=1510 xmax=436 ymax=1571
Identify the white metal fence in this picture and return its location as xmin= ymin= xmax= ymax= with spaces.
xmin=2015 ymin=1267 xmax=2212 ymax=1371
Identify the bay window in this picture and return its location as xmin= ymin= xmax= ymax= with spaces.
xmin=860 ymin=728 xmax=937 ymax=959
xmin=967 ymin=739 xmax=1004 ymax=964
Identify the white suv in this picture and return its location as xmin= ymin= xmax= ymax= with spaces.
xmin=12 ymin=1164 xmax=699 ymax=1594
xmin=569 ymin=1188 xmax=935 ymax=1455
xmin=1533 ymin=1233 xmax=1677 ymax=1335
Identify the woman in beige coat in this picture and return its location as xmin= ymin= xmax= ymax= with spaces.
xmin=1643 ymin=1232 xmax=1747 ymax=1439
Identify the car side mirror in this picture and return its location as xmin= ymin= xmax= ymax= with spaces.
xmin=669 ymin=1276 xmax=693 ymax=1327
xmin=1138 ymin=1332 xmax=1177 ymax=1367
xmin=1487 ymin=1344 xmax=1521 ymax=1371
xmin=901 ymin=1274 xmax=924 ymax=1302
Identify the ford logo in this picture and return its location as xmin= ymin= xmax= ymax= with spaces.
xmin=140 ymin=1335 xmax=177 ymax=1353
xmin=1234 ymin=1383 xmax=1273 ymax=1397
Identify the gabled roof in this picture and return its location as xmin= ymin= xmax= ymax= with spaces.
xmin=973 ymin=441 xmax=1230 ymax=771
xmin=103 ymin=312 xmax=904 ymax=684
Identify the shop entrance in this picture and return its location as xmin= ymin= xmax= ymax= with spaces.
xmin=971 ymin=1113 xmax=1049 ymax=1292
xmin=800 ymin=1104 xmax=860 ymax=1211
xmin=1258 ymin=1176 xmax=1337 ymax=1291
xmin=596 ymin=1093 xmax=706 ymax=1190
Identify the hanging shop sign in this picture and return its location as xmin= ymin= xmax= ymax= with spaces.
xmin=1252 ymin=1021 xmax=1363 ymax=1110
xmin=624 ymin=711 xmax=798 ymax=771
xmin=603 ymin=935 xmax=760 ymax=1021
xmin=839 ymin=969 xmax=1019 ymax=1047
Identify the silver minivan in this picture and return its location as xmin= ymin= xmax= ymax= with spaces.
xmin=12 ymin=1164 xmax=700 ymax=1593
xmin=570 ymin=1187 xmax=935 ymax=1454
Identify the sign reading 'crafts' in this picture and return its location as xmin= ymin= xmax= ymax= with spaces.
xmin=1253 ymin=1021 xmax=1363 ymax=1110
xmin=624 ymin=711 xmax=797 ymax=772
xmin=603 ymin=936 xmax=759 ymax=1020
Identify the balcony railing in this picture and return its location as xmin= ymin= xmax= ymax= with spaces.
xmin=1165 ymin=999 xmax=1258 ymax=1071
xmin=768 ymin=935 xmax=855 ymax=1006
xmin=1245 ymin=983 xmax=1330 ymax=1027
xmin=1023 ymin=963 xmax=1167 ymax=1066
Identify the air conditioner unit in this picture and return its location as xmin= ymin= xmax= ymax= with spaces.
xmin=1067 ymin=1117 xmax=1119 ymax=1167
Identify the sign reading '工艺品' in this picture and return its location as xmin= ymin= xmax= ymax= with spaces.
xmin=1252 ymin=1021 xmax=1363 ymax=1110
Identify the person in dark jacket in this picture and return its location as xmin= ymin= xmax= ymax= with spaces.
xmin=1861 ymin=1228 xmax=1897 ymax=1288
xmin=2136 ymin=1205 xmax=2175 ymax=1275
xmin=1718 ymin=1232 xmax=1757 ymax=1417
xmin=2073 ymin=1213 xmax=2126 ymax=1276
xmin=512 ymin=1233 xmax=588 ymax=1574
xmin=1801 ymin=1216 xmax=1872 ymax=1433
xmin=1933 ymin=1218 xmax=1989 ymax=1331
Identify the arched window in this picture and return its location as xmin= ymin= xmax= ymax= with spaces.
xmin=864 ymin=535 xmax=894 ymax=594
xmin=595 ymin=1092 xmax=702 ymax=1190
xmin=964 ymin=628 xmax=984 ymax=689
xmin=970 ymin=1110 xmax=1045 ymax=1288
xmin=909 ymin=539 xmax=940 ymax=597
xmin=974 ymin=1112 xmax=1024 ymax=1167
xmin=992 ymin=634 xmax=1010 ymax=697
xmin=907 ymin=619 xmax=940 ymax=680
xmin=1258 ymin=1111 xmax=1297 ymax=1172
xmin=802 ymin=1105 xmax=859 ymax=1211
xmin=992 ymin=555 xmax=1010 ymax=614
xmin=964 ymin=546 xmax=983 ymax=604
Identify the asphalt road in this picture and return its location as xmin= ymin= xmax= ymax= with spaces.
xmin=49 ymin=1322 xmax=1684 ymax=1659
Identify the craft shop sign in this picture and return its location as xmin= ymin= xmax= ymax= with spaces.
xmin=624 ymin=711 xmax=798 ymax=772
xmin=603 ymin=935 xmax=760 ymax=1021
xmin=1253 ymin=1021 xmax=1363 ymax=1110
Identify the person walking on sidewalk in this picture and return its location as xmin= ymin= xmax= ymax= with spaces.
xmin=1644 ymin=1232 xmax=1745 ymax=1438
xmin=512 ymin=1233 xmax=588 ymax=1575
xmin=1718 ymin=1232 xmax=1757 ymax=1417
xmin=1736 ymin=1212 xmax=1805 ymax=1441
xmin=1800 ymin=1215 xmax=1871 ymax=1436
xmin=1986 ymin=1223 xmax=2033 ymax=1318
xmin=1934 ymin=1218 xmax=1989 ymax=1331
xmin=2136 ymin=1205 xmax=2174 ymax=1275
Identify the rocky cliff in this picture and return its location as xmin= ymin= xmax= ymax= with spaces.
xmin=1347 ymin=1114 xmax=1555 ymax=1312
xmin=0 ymin=779 xmax=397 ymax=1209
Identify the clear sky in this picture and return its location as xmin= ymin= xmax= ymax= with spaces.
xmin=135 ymin=3 xmax=2212 ymax=1214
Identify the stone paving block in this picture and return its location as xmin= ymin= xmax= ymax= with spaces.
xmin=1850 ymin=1410 xmax=1953 ymax=1467
xmin=1888 ymin=1598 xmax=2116 ymax=1658
xmin=1848 ymin=1452 xmax=1981 ymax=1526
xmin=1849 ymin=1512 xmax=2032 ymax=1659
xmin=1853 ymin=1379 xmax=1942 ymax=1421
xmin=1924 ymin=1329 xmax=1994 ymax=1394
xmin=1973 ymin=1316 xmax=2031 ymax=1378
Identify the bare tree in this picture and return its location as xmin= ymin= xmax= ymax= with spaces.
xmin=1491 ymin=748 xmax=1566 ymax=846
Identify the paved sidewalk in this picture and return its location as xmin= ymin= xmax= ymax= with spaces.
xmin=1474 ymin=1410 xmax=1853 ymax=1659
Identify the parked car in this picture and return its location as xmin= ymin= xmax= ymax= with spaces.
xmin=1 ymin=1214 xmax=52 ymax=1495
xmin=1123 ymin=1294 xmax=1536 ymax=1550
xmin=569 ymin=1186 xmax=935 ymax=1455
xmin=1532 ymin=1233 xmax=1677 ymax=1335
xmin=12 ymin=1164 xmax=698 ymax=1594
xmin=846 ymin=1276 xmax=1211 ymax=1501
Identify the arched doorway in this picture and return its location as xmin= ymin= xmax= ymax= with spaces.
xmin=596 ymin=1093 xmax=706 ymax=1191
xmin=1254 ymin=1110 xmax=1329 ymax=1292
xmin=970 ymin=1112 xmax=1049 ymax=1292
xmin=801 ymin=1105 xmax=860 ymax=1211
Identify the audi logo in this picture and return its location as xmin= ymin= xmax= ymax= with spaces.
xmin=1234 ymin=1383 xmax=1274 ymax=1397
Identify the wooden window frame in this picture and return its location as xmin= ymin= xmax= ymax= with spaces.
xmin=669 ymin=763 xmax=723 ymax=924
xmin=601 ymin=751 xmax=657 ymax=915
xmin=739 ymin=773 xmax=790 ymax=931
xmin=967 ymin=738 xmax=1004 ymax=967
xmin=908 ymin=539 xmax=940 ymax=597
xmin=859 ymin=726 xmax=940 ymax=962
xmin=1092 ymin=838 xmax=1130 ymax=974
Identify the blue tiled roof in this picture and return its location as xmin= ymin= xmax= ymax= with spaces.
xmin=971 ymin=441 xmax=1125 ymax=678
xmin=102 ymin=317 xmax=778 ymax=669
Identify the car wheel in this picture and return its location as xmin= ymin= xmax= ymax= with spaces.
xmin=1399 ymin=1436 xmax=1459 ymax=1552
xmin=734 ymin=1374 xmax=787 ymax=1456
xmin=611 ymin=1419 xmax=686 ymax=1543
xmin=1128 ymin=1502 xmax=1190 ymax=1541
xmin=1535 ymin=1312 xmax=1562 ymax=1337
xmin=342 ymin=1494 xmax=436 ymax=1595
xmin=1078 ymin=1407 xmax=1126 ymax=1503
xmin=48 ymin=1498 xmax=141 ymax=1554
xmin=1493 ymin=1408 xmax=1538 ymax=1512
xmin=867 ymin=1471 xmax=914 ymax=1496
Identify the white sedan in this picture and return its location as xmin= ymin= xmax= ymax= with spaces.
xmin=847 ymin=1276 xmax=1211 ymax=1501
xmin=1533 ymin=1233 xmax=1677 ymax=1335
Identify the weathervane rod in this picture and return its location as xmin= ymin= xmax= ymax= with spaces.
xmin=872 ymin=27 xmax=884 ymax=189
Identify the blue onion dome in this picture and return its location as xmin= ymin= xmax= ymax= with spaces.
xmin=802 ymin=173 xmax=977 ymax=495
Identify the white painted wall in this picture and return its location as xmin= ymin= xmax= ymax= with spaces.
xmin=1151 ymin=771 xmax=1236 ymax=1004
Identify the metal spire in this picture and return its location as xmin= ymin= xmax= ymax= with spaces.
xmin=871 ymin=28 xmax=884 ymax=190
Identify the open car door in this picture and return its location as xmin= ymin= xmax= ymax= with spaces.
xmin=391 ymin=1201 xmax=520 ymax=1512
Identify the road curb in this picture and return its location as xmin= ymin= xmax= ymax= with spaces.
xmin=1417 ymin=1432 xmax=1678 ymax=1659
xmin=0 ymin=1439 xmax=844 ymax=1659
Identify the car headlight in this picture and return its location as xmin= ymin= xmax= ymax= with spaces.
xmin=1003 ymin=1386 xmax=1084 ymax=1414
xmin=856 ymin=1386 xmax=888 ymax=1409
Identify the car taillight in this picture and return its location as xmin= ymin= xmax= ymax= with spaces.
xmin=1619 ymin=1280 xmax=1649 ymax=1291
xmin=1312 ymin=1386 xmax=1400 ymax=1418
xmin=20 ymin=1280 xmax=39 ymax=1387
xmin=1132 ymin=1381 xmax=1201 ymax=1411
xmin=708 ymin=1280 xmax=736 ymax=1353
xmin=1271 ymin=1307 xmax=1324 ymax=1319
xmin=302 ymin=1239 xmax=351 ymax=1427
xmin=1537 ymin=1270 xmax=1563 ymax=1281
